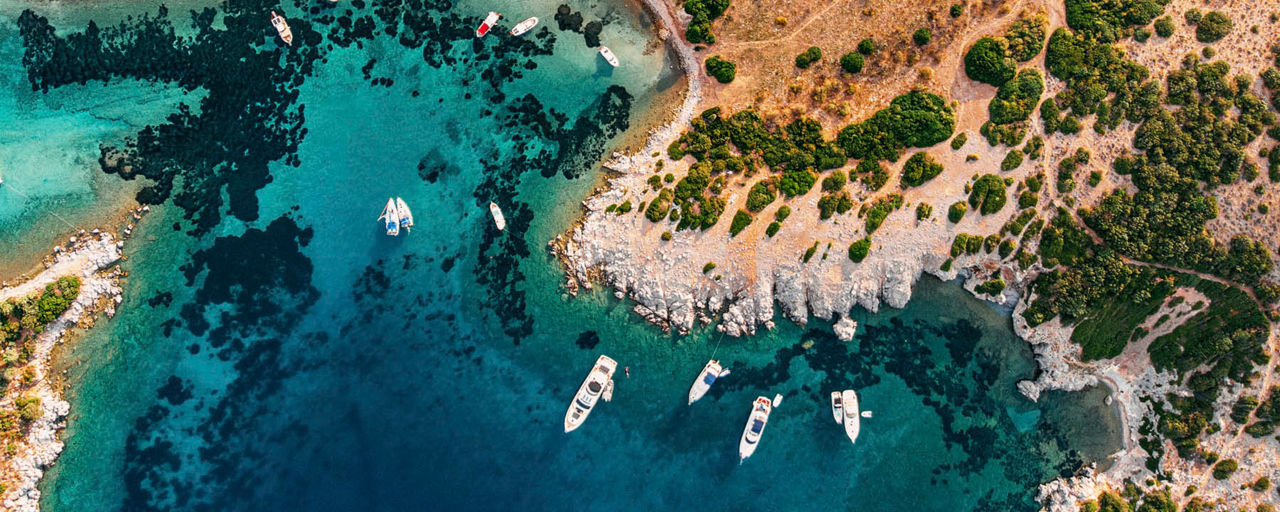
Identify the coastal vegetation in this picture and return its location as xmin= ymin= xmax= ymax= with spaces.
xmin=900 ymin=152 xmax=943 ymax=187
xmin=705 ymin=56 xmax=736 ymax=83
xmin=683 ymin=0 xmax=730 ymax=44
xmin=0 ymin=277 xmax=80 ymax=441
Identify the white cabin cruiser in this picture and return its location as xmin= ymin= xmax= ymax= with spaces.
xmin=379 ymin=198 xmax=400 ymax=236
xmin=489 ymin=201 xmax=506 ymax=230
xmin=564 ymin=355 xmax=617 ymax=433
xmin=739 ymin=394 xmax=781 ymax=462
xmin=598 ymin=46 xmax=619 ymax=67
xmin=687 ymin=360 xmax=730 ymax=405
xmin=270 ymin=11 xmax=293 ymax=46
xmin=842 ymin=390 xmax=861 ymax=444
xmin=830 ymin=391 xmax=843 ymax=424
xmin=510 ymin=17 xmax=538 ymax=36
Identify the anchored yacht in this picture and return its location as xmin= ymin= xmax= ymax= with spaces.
xmin=687 ymin=360 xmax=730 ymax=405
xmin=395 ymin=197 xmax=413 ymax=232
xmin=489 ymin=201 xmax=506 ymax=230
xmin=564 ymin=355 xmax=617 ymax=433
xmin=379 ymin=198 xmax=400 ymax=236
xmin=475 ymin=11 xmax=500 ymax=37
xmin=598 ymin=46 xmax=619 ymax=67
xmin=842 ymin=390 xmax=860 ymax=444
xmin=510 ymin=17 xmax=538 ymax=36
xmin=270 ymin=11 xmax=293 ymax=46
xmin=739 ymin=394 xmax=781 ymax=462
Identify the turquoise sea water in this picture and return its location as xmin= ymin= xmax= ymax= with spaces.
xmin=0 ymin=0 xmax=1120 ymax=509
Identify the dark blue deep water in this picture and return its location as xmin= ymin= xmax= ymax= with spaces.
xmin=0 ymin=0 xmax=1121 ymax=509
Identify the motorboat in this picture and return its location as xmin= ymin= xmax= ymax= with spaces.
xmin=489 ymin=201 xmax=506 ymax=230
xmin=270 ymin=11 xmax=293 ymax=46
xmin=379 ymin=198 xmax=400 ymax=236
xmin=564 ymin=355 xmax=618 ymax=433
xmin=830 ymin=391 xmax=843 ymax=424
xmin=739 ymin=394 xmax=781 ymax=462
xmin=842 ymin=390 xmax=860 ymax=444
xmin=395 ymin=197 xmax=413 ymax=232
xmin=510 ymin=17 xmax=538 ymax=36
xmin=475 ymin=11 xmax=500 ymax=37
xmin=687 ymin=360 xmax=730 ymax=405
xmin=598 ymin=46 xmax=619 ymax=67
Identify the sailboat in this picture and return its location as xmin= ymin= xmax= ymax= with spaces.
xmin=395 ymin=197 xmax=413 ymax=232
xmin=379 ymin=198 xmax=400 ymax=236
xmin=564 ymin=355 xmax=618 ymax=433
xmin=598 ymin=46 xmax=619 ymax=67
xmin=475 ymin=11 xmax=501 ymax=37
xmin=510 ymin=17 xmax=538 ymax=36
xmin=270 ymin=11 xmax=293 ymax=46
xmin=489 ymin=201 xmax=506 ymax=230
xmin=687 ymin=360 xmax=730 ymax=405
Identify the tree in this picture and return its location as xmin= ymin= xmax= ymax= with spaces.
xmin=988 ymin=68 xmax=1044 ymax=124
xmin=964 ymin=37 xmax=1015 ymax=86
xmin=857 ymin=38 xmax=875 ymax=55
xmin=901 ymin=152 xmax=943 ymax=187
xmin=1195 ymin=11 xmax=1232 ymax=42
xmin=948 ymin=201 xmax=968 ymax=222
xmin=795 ymin=46 xmax=822 ymax=68
xmin=729 ymin=210 xmax=752 ymax=236
xmin=968 ymin=174 xmax=1007 ymax=214
xmin=848 ymin=237 xmax=871 ymax=262
xmin=821 ymin=170 xmax=847 ymax=192
xmin=840 ymin=52 xmax=865 ymax=73
xmin=1154 ymin=16 xmax=1174 ymax=37
xmin=913 ymin=27 xmax=932 ymax=46
xmin=705 ymin=56 xmax=736 ymax=83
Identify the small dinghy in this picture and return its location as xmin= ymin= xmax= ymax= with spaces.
xmin=475 ymin=11 xmax=500 ymax=37
xmin=270 ymin=11 xmax=293 ymax=46
xmin=598 ymin=46 xmax=619 ymax=67
xmin=738 ymin=395 xmax=774 ymax=462
xmin=489 ymin=201 xmax=506 ymax=231
xmin=395 ymin=198 xmax=413 ymax=233
xmin=510 ymin=17 xmax=538 ymax=36
xmin=830 ymin=391 xmax=843 ymax=424
xmin=379 ymin=198 xmax=401 ymax=236
xmin=687 ymin=360 xmax=730 ymax=405
xmin=842 ymin=390 xmax=861 ymax=444
xmin=564 ymin=355 xmax=618 ymax=433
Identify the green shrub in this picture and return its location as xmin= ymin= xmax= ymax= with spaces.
xmin=859 ymin=160 xmax=889 ymax=191
xmin=821 ymin=170 xmax=847 ymax=192
xmin=863 ymin=194 xmax=903 ymax=234
xmin=817 ymin=192 xmax=854 ymax=219
xmin=803 ymin=242 xmax=818 ymax=262
xmin=1133 ymin=27 xmax=1151 ymax=42
xmin=1154 ymin=16 xmax=1174 ymax=37
xmin=975 ymin=279 xmax=1006 ymax=296
xmin=1018 ymin=190 xmax=1038 ymax=209
xmin=795 ymin=46 xmax=823 ymax=68
xmin=1005 ymin=12 xmax=1049 ymax=61
xmin=1001 ymin=150 xmax=1024 ymax=171
xmin=746 ymin=180 xmax=777 ymax=212
xmin=1065 ymin=0 xmax=1163 ymax=40
xmin=683 ymin=0 xmax=731 ymax=43
xmin=968 ymin=174 xmax=1007 ymax=215
xmin=949 ymin=4 xmax=962 ymax=17
xmin=840 ymin=52 xmax=865 ymax=73
xmin=989 ymin=69 xmax=1044 ymax=124
xmin=778 ymin=168 xmax=817 ymax=197
xmin=705 ymin=56 xmax=737 ymax=83
xmin=848 ymin=237 xmax=872 ymax=262
xmin=661 ymin=231 xmax=672 ymax=241
xmin=999 ymin=239 xmax=1016 ymax=258
xmin=951 ymin=132 xmax=967 ymax=150
xmin=765 ymin=222 xmax=781 ymax=237
xmin=1212 ymin=459 xmax=1238 ymax=480
xmin=857 ymin=38 xmax=875 ymax=55
xmin=1196 ymin=11 xmax=1232 ymax=42
xmin=1184 ymin=8 xmax=1202 ymax=25
xmin=901 ymin=152 xmax=944 ymax=187
xmin=836 ymin=91 xmax=955 ymax=162
xmin=964 ymin=37 xmax=1015 ymax=86
xmin=729 ymin=210 xmax=753 ymax=236
xmin=913 ymin=28 xmax=932 ymax=46
xmin=702 ymin=262 xmax=717 ymax=273
xmin=916 ymin=202 xmax=933 ymax=220
xmin=948 ymin=201 xmax=968 ymax=222
xmin=775 ymin=205 xmax=791 ymax=222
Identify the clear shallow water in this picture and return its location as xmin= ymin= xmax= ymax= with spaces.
xmin=0 ymin=0 xmax=1121 ymax=510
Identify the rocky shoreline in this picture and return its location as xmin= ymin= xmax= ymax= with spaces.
xmin=0 ymin=207 xmax=147 ymax=511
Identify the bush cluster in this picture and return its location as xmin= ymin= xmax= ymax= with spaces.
xmin=847 ymin=237 xmax=871 ymax=262
xmin=705 ymin=56 xmax=736 ymax=83
xmin=988 ymin=68 xmax=1044 ymax=124
xmin=836 ymin=90 xmax=955 ymax=162
xmin=900 ymin=152 xmax=943 ymax=187
xmin=1195 ymin=11 xmax=1232 ymax=43
xmin=839 ymin=52 xmax=865 ymax=74
xmin=795 ymin=46 xmax=822 ymax=69
xmin=684 ymin=0 xmax=731 ymax=44
xmin=967 ymin=174 xmax=1007 ymax=215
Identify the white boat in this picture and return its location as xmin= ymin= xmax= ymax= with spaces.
xmin=842 ymin=390 xmax=860 ymax=444
xmin=510 ymin=17 xmax=538 ymax=36
xmin=564 ymin=355 xmax=618 ymax=433
xmin=475 ymin=11 xmax=500 ymax=37
xmin=270 ymin=11 xmax=293 ymax=46
xmin=489 ymin=201 xmax=506 ymax=230
xmin=598 ymin=46 xmax=619 ymax=67
xmin=830 ymin=391 xmax=843 ymax=424
xmin=395 ymin=197 xmax=413 ymax=232
xmin=379 ymin=198 xmax=400 ymax=236
xmin=687 ymin=360 xmax=730 ymax=405
xmin=738 ymin=395 xmax=774 ymax=462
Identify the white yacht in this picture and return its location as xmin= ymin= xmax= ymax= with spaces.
xmin=842 ymin=390 xmax=860 ymax=444
xmin=830 ymin=391 xmax=843 ymax=424
xmin=510 ymin=17 xmax=538 ymax=36
xmin=687 ymin=360 xmax=730 ymax=405
xmin=489 ymin=201 xmax=506 ymax=230
xmin=378 ymin=198 xmax=400 ymax=236
xmin=395 ymin=197 xmax=413 ymax=232
xmin=738 ymin=395 xmax=779 ymax=462
xmin=270 ymin=11 xmax=293 ymax=46
xmin=598 ymin=46 xmax=619 ymax=67
xmin=564 ymin=355 xmax=617 ymax=433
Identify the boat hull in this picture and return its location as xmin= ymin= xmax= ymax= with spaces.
xmin=738 ymin=396 xmax=772 ymax=461
xmin=830 ymin=391 xmax=843 ymax=424
xmin=842 ymin=390 xmax=861 ymax=444
xmin=489 ymin=202 xmax=507 ymax=230
xmin=379 ymin=198 xmax=400 ymax=236
xmin=475 ymin=12 xmax=500 ymax=37
xmin=510 ymin=17 xmax=538 ymax=36
xmin=564 ymin=355 xmax=617 ymax=433
xmin=395 ymin=198 xmax=413 ymax=232
xmin=687 ymin=360 xmax=721 ymax=405
xmin=599 ymin=46 xmax=619 ymax=67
